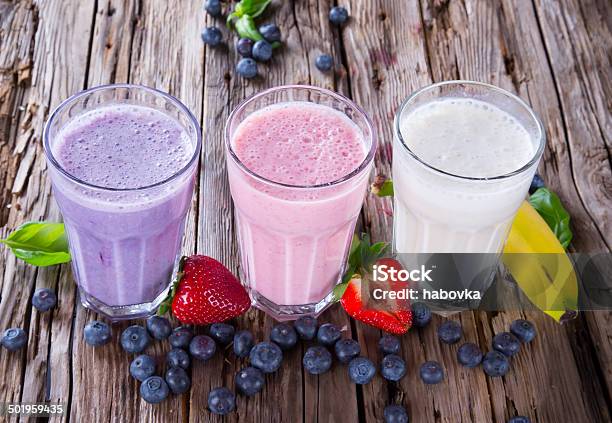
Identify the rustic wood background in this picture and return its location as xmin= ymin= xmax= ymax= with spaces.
xmin=0 ymin=0 xmax=610 ymax=422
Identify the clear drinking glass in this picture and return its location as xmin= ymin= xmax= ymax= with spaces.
xmin=43 ymin=84 xmax=201 ymax=320
xmin=225 ymin=85 xmax=377 ymax=320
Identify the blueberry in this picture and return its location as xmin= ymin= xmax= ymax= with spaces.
xmin=482 ymin=351 xmax=510 ymax=377
xmin=233 ymin=330 xmax=254 ymax=358
xmin=236 ymin=38 xmax=254 ymax=57
xmin=259 ymin=23 xmax=281 ymax=42
xmin=120 ymin=325 xmax=150 ymax=353
xmin=492 ymin=332 xmax=521 ymax=357
xmin=294 ymin=316 xmax=317 ymax=340
xmin=438 ymin=320 xmax=462 ymax=344
xmin=208 ymin=387 xmax=236 ymax=415
xmin=236 ymin=58 xmax=258 ymax=79
xmin=189 ymin=335 xmax=216 ymax=361
xmin=381 ymin=354 xmax=406 ymax=382
xmin=204 ymin=0 xmax=222 ymax=17
xmin=411 ymin=302 xmax=432 ymax=328
xmin=130 ymin=354 xmax=156 ymax=382
xmin=270 ymin=323 xmax=298 ymax=350
xmin=317 ymin=323 xmax=341 ymax=346
xmin=315 ymin=54 xmax=333 ymax=72
xmin=146 ymin=316 xmax=171 ymax=340
xmin=167 ymin=348 xmax=190 ymax=369
xmin=348 ymin=357 xmax=376 ymax=384
xmin=508 ymin=417 xmax=531 ymax=423
xmin=379 ymin=334 xmax=400 ymax=355
xmin=252 ymin=40 xmax=273 ymax=62
xmin=140 ymin=376 xmax=170 ymax=404
xmin=419 ymin=361 xmax=444 ymax=384
xmin=165 ymin=367 xmax=191 ymax=394
xmin=456 ymin=342 xmax=483 ymax=368
xmin=384 ymin=404 xmax=409 ymax=423
xmin=169 ymin=326 xmax=193 ymax=349
xmin=83 ymin=321 xmax=111 ymax=347
xmin=250 ymin=341 xmax=283 ymax=373
xmin=235 ymin=366 xmax=265 ymax=396
xmin=335 ymin=339 xmax=361 ymax=364
xmin=201 ymin=27 xmax=222 ymax=46
xmin=529 ymin=173 xmax=545 ymax=194
xmin=1 ymin=328 xmax=27 ymax=351
xmin=209 ymin=323 xmax=235 ymax=345
xmin=303 ymin=346 xmax=333 ymax=375
xmin=329 ymin=6 xmax=349 ymax=26
xmin=510 ymin=319 xmax=536 ymax=343
xmin=32 ymin=288 xmax=57 ymax=312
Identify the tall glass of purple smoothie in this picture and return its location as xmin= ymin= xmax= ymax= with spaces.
xmin=43 ymin=84 xmax=201 ymax=320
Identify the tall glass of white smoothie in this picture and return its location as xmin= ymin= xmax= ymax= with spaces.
xmin=392 ymin=81 xmax=545 ymax=303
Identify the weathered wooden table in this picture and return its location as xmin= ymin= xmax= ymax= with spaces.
xmin=1 ymin=0 xmax=610 ymax=422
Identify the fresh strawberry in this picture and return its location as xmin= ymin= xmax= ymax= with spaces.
xmin=159 ymin=255 xmax=251 ymax=325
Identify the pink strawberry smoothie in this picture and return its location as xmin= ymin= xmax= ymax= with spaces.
xmin=227 ymin=102 xmax=372 ymax=309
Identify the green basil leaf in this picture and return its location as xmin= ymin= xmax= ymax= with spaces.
xmin=239 ymin=0 xmax=271 ymax=18
xmin=0 ymin=222 xmax=71 ymax=266
xmin=371 ymin=177 xmax=394 ymax=197
xmin=235 ymin=15 xmax=263 ymax=41
xmin=529 ymin=187 xmax=573 ymax=249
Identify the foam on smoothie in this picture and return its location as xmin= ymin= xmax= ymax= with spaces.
xmin=399 ymin=98 xmax=534 ymax=178
xmin=53 ymin=105 xmax=193 ymax=189
xmin=231 ymin=102 xmax=366 ymax=186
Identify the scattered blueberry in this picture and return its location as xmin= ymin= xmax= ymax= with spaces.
xmin=236 ymin=38 xmax=254 ymax=57
xmin=419 ymin=361 xmax=444 ymax=384
xmin=315 ymin=54 xmax=333 ymax=72
xmin=438 ymin=320 xmax=462 ymax=344
xmin=457 ymin=343 xmax=483 ymax=368
xmin=146 ymin=316 xmax=171 ymax=340
xmin=140 ymin=376 xmax=170 ymax=404
xmin=482 ymin=351 xmax=510 ymax=377
xmin=317 ymin=323 xmax=341 ymax=346
xmin=201 ymin=27 xmax=222 ymax=46
xmin=204 ymin=0 xmax=222 ymax=17
xmin=32 ymin=288 xmax=57 ymax=312
xmin=252 ymin=40 xmax=273 ymax=62
xmin=348 ymin=357 xmax=376 ymax=384
xmin=510 ymin=319 xmax=536 ymax=343
xmin=492 ymin=332 xmax=521 ymax=357
xmin=379 ymin=334 xmax=400 ymax=355
xmin=250 ymin=341 xmax=283 ymax=373
xmin=167 ymin=348 xmax=190 ymax=370
xmin=208 ymin=387 xmax=236 ymax=415
xmin=209 ymin=323 xmax=235 ymax=345
xmin=329 ymin=6 xmax=349 ymax=26
xmin=120 ymin=325 xmax=150 ymax=354
xmin=169 ymin=326 xmax=193 ymax=349
xmin=1 ymin=328 xmax=27 ymax=351
xmin=165 ymin=367 xmax=191 ymax=394
xmin=295 ymin=316 xmax=318 ymax=340
xmin=508 ymin=417 xmax=531 ymax=423
xmin=189 ymin=335 xmax=216 ymax=361
xmin=335 ymin=339 xmax=361 ymax=364
xmin=259 ymin=23 xmax=281 ymax=42
xmin=411 ymin=302 xmax=432 ymax=328
xmin=233 ymin=330 xmax=255 ymax=358
xmin=529 ymin=173 xmax=545 ymax=194
xmin=381 ymin=354 xmax=406 ymax=382
xmin=270 ymin=323 xmax=298 ymax=350
xmin=83 ymin=321 xmax=111 ymax=347
xmin=303 ymin=346 xmax=333 ymax=375
xmin=235 ymin=366 xmax=265 ymax=396
xmin=384 ymin=404 xmax=409 ymax=423
xmin=130 ymin=354 xmax=156 ymax=382
xmin=236 ymin=58 xmax=258 ymax=79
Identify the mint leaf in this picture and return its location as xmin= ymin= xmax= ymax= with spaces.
xmin=529 ymin=188 xmax=573 ymax=249
xmin=0 ymin=222 xmax=71 ymax=266
xmin=371 ymin=176 xmax=394 ymax=197
xmin=235 ymin=15 xmax=263 ymax=41
xmin=227 ymin=0 xmax=271 ymax=28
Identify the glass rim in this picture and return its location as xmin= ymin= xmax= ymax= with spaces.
xmin=224 ymin=84 xmax=377 ymax=190
xmin=393 ymin=80 xmax=546 ymax=181
xmin=43 ymin=83 xmax=202 ymax=192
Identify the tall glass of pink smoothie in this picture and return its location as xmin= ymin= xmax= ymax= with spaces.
xmin=43 ymin=85 xmax=201 ymax=320
xmin=225 ymin=85 xmax=377 ymax=320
